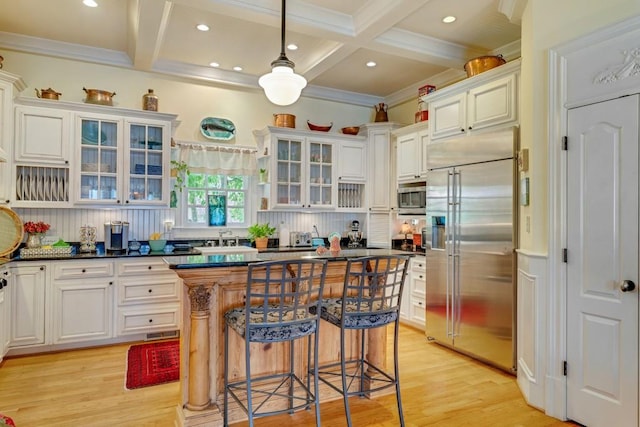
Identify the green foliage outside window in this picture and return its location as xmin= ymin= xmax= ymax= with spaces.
xmin=182 ymin=172 xmax=247 ymax=226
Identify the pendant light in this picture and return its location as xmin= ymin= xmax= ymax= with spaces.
xmin=258 ymin=0 xmax=307 ymax=106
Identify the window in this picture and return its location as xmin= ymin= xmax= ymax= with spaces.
xmin=179 ymin=171 xmax=249 ymax=227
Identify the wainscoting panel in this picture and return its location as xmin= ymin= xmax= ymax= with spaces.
xmin=516 ymin=250 xmax=548 ymax=411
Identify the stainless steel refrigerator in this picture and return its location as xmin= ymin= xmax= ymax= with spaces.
xmin=425 ymin=127 xmax=518 ymax=373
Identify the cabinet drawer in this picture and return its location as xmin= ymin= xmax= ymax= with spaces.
xmin=411 ymin=256 xmax=426 ymax=273
xmin=117 ymin=304 xmax=181 ymax=335
xmin=410 ymin=297 xmax=426 ymax=324
xmin=118 ymin=259 xmax=171 ymax=275
xmin=53 ymin=261 xmax=114 ymax=279
xmin=118 ymin=276 xmax=180 ymax=305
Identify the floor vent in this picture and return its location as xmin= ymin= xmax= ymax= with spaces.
xmin=145 ymin=330 xmax=180 ymax=341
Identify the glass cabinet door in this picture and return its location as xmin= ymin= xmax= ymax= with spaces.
xmin=79 ymin=118 xmax=119 ymax=202
xmin=275 ymin=138 xmax=302 ymax=206
xmin=128 ymin=123 xmax=164 ymax=203
xmin=308 ymin=141 xmax=333 ymax=207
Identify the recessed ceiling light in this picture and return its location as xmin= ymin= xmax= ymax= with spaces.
xmin=233 ymin=66 xmax=243 ymax=71
xmin=366 ymin=61 xmax=377 ymax=68
xmin=287 ymin=43 xmax=298 ymax=51
xmin=83 ymin=0 xmax=98 ymax=7
xmin=442 ymin=15 xmax=456 ymax=23
xmin=196 ymin=24 xmax=210 ymax=32
xmin=209 ymin=62 xmax=220 ymax=68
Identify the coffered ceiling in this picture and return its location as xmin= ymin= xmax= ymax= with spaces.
xmin=0 ymin=0 xmax=524 ymax=106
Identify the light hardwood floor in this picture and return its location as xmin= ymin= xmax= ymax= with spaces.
xmin=0 ymin=326 xmax=578 ymax=427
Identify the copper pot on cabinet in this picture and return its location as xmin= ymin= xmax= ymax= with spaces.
xmin=274 ymin=113 xmax=295 ymax=128
xmin=35 ymin=88 xmax=62 ymax=100
xmin=83 ymin=87 xmax=116 ymax=106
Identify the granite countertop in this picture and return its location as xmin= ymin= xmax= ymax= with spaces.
xmin=166 ymin=248 xmax=415 ymax=269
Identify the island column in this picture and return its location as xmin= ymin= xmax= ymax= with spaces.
xmin=184 ymin=281 xmax=214 ymax=410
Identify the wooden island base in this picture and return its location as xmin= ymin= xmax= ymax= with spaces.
xmin=172 ymin=260 xmax=390 ymax=427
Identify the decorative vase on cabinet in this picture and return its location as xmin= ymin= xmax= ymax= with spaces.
xmin=25 ymin=233 xmax=43 ymax=249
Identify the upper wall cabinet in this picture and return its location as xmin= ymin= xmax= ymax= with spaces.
xmin=392 ymin=121 xmax=429 ymax=183
xmin=15 ymin=105 xmax=72 ymax=165
xmin=11 ymin=98 xmax=177 ymax=208
xmin=254 ymin=126 xmax=367 ymax=212
xmin=0 ymin=71 xmax=26 ymax=205
xmin=425 ymin=59 xmax=520 ymax=141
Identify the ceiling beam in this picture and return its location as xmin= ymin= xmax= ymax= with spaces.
xmin=128 ymin=0 xmax=173 ymax=70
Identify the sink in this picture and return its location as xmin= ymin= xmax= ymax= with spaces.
xmin=194 ymin=246 xmax=258 ymax=255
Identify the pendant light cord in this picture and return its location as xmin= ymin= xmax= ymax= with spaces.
xmin=272 ymin=0 xmax=294 ymax=68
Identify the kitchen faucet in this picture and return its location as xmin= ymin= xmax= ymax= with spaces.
xmin=312 ymin=225 xmax=320 ymax=237
xmin=218 ymin=229 xmax=233 ymax=246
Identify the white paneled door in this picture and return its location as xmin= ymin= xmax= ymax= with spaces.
xmin=566 ymin=95 xmax=639 ymax=427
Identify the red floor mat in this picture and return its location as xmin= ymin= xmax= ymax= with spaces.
xmin=125 ymin=339 xmax=179 ymax=390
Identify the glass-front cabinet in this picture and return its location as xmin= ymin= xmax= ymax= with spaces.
xmin=254 ymin=126 xmax=366 ymax=211
xmin=75 ymin=113 xmax=170 ymax=206
xmin=271 ymin=136 xmax=335 ymax=209
xmin=126 ymin=121 xmax=167 ymax=205
xmin=307 ymin=140 xmax=333 ymax=208
xmin=78 ymin=115 xmax=120 ymax=203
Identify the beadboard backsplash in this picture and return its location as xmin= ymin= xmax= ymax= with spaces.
xmin=13 ymin=208 xmax=369 ymax=243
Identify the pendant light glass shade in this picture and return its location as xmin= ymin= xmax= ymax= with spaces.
xmin=259 ymin=65 xmax=306 ymax=106
xmin=259 ymin=0 xmax=306 ymax=106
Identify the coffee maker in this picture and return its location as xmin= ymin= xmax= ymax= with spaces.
xmin=104 ymin=221 xmax=129 ymax=253
xmin=347 ymin=220 xmax=363 ymax=248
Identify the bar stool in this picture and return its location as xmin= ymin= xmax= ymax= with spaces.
xmin=314 ymin=254 xmax=410 ymax=427
xmin=224 ymin=259 xmax=328 ymax=427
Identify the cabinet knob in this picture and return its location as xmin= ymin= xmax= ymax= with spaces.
xmin=65 ymin=160 xmax=69 ymax=164
xmin=148 ymin=266 xmax=152 ymax=270
xmin=468 ymin=126 xmax=473 ymax=130
xmin=148 ymin=289 xmax=153 ymax=293
xmin=148 ymin=319 xmax=153 ymax=323
xmin=109 ymin=281 xmax=113 ymax=285
xmin=117 ymin=200 xmax=121 ymax=204
xmin=40 ymin=266 xmax=45 ymax=271
xmin=125 ymin=200 xmax=130 ymax=204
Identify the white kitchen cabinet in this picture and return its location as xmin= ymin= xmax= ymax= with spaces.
xmin=51 ymin=260 xmax=114 ymax=344
xmin=393 ymin=122 xmax=429 ymax=183
xmin=8 ymin=262 xmax=48 ymax=347
xmin=337 ymin=140 xmax=366 ymax=182
xmin=0 ymin=267 xmax=9 ymax=361
xmin=426 ymin=60 xmax=520 ymax=141
xmin=0 ymin=71 xmax=26 ymax=205
xmin=10 ymin=97 xmax=177 ymax=207
xmin=254 ymin=126 xmax=367 ymax=211
xmin=14 ymin=104 xmax=72 ymax=165
xmin=400 ymin=255 xmax=426 ymax=330
xmin=75 ymin=113 xmax=171 ymax=206
xmin=116 ymin=258 xmax=181 ymax=336
xmin=361 ymin=122 xmax=401 ymax=212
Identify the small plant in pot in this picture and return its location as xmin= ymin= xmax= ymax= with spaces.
xmin=247 ymin=222 xmax=276 ymax=250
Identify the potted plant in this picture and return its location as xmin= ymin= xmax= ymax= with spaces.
xmin=259 ymin=168 xmax=268 ymax=183
xmin=170 ymin=160 xmax=190 ymax=208
xmin=247 ymin=222 xmax=276 ymax=250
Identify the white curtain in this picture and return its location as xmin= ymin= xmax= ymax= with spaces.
xmin=175 ymin=142 xmax=257 ymax=175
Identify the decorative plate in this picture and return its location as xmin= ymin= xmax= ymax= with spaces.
xmin=200 ymin=117 xmax=236 ymax=141
xmin=0 ymin=207 xmax=24 ymax=258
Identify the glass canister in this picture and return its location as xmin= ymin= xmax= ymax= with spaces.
xmin=142 ymin=89 xmax=158 ymax=111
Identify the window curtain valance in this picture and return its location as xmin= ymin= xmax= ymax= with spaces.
xmin=175 ymin=141 xmax=257 ymax=175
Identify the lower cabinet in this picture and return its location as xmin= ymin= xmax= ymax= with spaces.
xmin=0 ymin=267 xmax=9 ymax=361
xmin=400 ymin=255 xmax=426 ymax=330
xmin=8 ymin=262 xmax=47 ymax=347
xmin=51 ymin=260 xmax=115 ymax=344
xmin=116 ymin=258 xmax=181 ymax=335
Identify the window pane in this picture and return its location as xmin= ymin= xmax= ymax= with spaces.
xmin=227 ymin=176 xmax=244 ymax=189
xmin=227 ymin=191 xmax=244 ymax=206
xmin=188 ymin=173 xmax=205 ymax=188
xmin=188 ymin=189 xmax=207 ymax=206
xmin=229 ymin=208 xmax=244 ymax=223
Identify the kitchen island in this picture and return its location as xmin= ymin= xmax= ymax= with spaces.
xmin=167 ymin=248 xmax=411 ymax=427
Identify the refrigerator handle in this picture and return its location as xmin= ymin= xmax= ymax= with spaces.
xmin=453 ymin=170 xmax=462 ymax=337
xmin=446 ymin=170 xmax=453 ymax=338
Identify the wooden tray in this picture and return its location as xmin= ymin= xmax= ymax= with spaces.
xmin=0 ymin=206 xmax=23 ymax=257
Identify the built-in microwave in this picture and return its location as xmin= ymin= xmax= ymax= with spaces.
xmin=397 ymin=183 xmax=426 ymax=215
